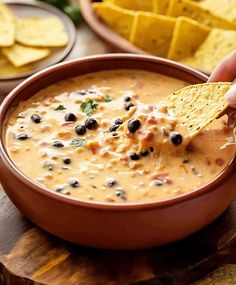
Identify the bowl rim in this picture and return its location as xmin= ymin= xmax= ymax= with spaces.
xmin=0 ymin=53 xmax=235 ymax=211
xmin=0 ymin=0 xmax=76 ymax=81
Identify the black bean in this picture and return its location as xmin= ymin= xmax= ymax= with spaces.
xmin=106 ymin=178 xmax=117 ymax=187
xmin=130 ymin=152 xmax=140 ymax=160
xmin=63 ymin=157 xmax=71 ymax=165
xmin=191 ymin=166 xmax=198 ymax=175
xmin=150 ymin=147 xmax=154 ymax=152
xmin=109 ymin=124 xmax=119 ymax=132
xmin=64 ymin=113 xmax=77 ymax=122
xmin=141 ymin=151 xmax=149 ymax=157
xmin=114 ymin=118 xmax=123 ymax=125
xmin=56 ymin=186 xmax=64 ymax=192
xmin=31 ymin=114 xmax=41 ymax=123
xmin=52 ymin=141 xmax=64 ymax=148
xmin=115 ymin=189 xmax=127 ymax=201
xmin=112 ymin=133 xmax=118 ymax=137
xmin=127 ymin=119 xmax=141 ymax=133
xmin=77 ymin=89 xmax=87 ymax=95
xmin=85 ymin=118 xmax=99 ymax=130
xmin=183 ymin=158 xmax=190 ymax=164
xmin=75 ymin=89 xmax=97 ymax=96
xmin=75 ymin=125 xmax=86 ymax=135
xmin=69 ymin=178 xmax=80 ymax=188
xmin=170 ymin=132 xmax=183 ymax=146
xmin=123 ymin=96 xmax=131 ymax=102
xmin=16 ymin=133 xmax=30 ymax=140
xmin=124 ymin=102 xmax=135 ymax=111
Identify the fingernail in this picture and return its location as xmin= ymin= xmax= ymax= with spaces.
xmin=225 ymin=84 xmax=236 ymax=107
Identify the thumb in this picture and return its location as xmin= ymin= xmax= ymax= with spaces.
xmin=225 ymin=83 xmax=236 ymax=108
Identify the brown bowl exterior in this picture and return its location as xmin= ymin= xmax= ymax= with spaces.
xmin=0 ymin=54 xmax=236 ymax=249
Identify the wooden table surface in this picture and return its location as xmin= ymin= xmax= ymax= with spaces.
xmin=0 ymin=20 xmax=236 ymax=285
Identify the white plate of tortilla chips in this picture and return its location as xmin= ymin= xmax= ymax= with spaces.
xmin=0 ymin=0 xmax=76 ymax=92
xmin=80 ymin=0 xmax=236 ymax=74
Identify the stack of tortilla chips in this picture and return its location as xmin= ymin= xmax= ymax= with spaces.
xmin=0 ymin=2 xmax=68 ymax=77
xmin=93 ymin=0 xmax=236 ymax=73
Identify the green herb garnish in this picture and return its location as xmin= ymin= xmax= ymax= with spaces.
xmin=38 ymin=1 xmax=82 ymax=24
xmin=80 ymin=100 xmax=99 ymax=116
xmin=70 ymin=138 xmax=87 ymax=148
xmin=103 ymin=95 xmax=113 ymax=102
xmin=55 ymin=105 xmax=66 ymax=111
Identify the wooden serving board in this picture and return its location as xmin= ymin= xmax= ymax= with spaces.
xmin=0 ymin=186 xmax=236 ymax=285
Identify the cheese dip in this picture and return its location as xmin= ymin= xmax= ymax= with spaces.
xmin=5 ymin=70 xmax=235 ymax=203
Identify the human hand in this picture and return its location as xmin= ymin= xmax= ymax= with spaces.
xmin=208 ymin=50 xmax=236 ymax=127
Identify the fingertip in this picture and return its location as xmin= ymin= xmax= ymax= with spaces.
xmin=225 ymin=84 xmax=236 ymax=108
xmin=208 ymin=50 xmax=236 ymax=83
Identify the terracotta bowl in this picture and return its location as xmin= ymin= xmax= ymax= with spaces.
xmin=0 ymin=54 xmax=236 ymax=249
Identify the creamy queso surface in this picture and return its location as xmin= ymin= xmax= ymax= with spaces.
xmin=5 ymin=70 xmax=235 ymax=203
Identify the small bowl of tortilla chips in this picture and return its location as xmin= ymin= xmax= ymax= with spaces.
xmin=0 ymin=0 xmax=76 ymax=94
xmin=80 ymin=0 xmax=236 ymax=74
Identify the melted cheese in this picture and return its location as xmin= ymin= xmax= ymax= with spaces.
xmin=5 ymin=70 xmax=235 ymax=202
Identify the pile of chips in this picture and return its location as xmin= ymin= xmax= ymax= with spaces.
xmin=93 ymin=0 xmax=236 ymax=73
xmin=0 ymin=2 xmax=68 ymax=77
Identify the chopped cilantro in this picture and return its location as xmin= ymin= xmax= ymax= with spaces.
xmin=71 ymin=138 xmax=87 ymax=148
xmin=103 ymin=95 xmax=112 ymax=102
xmin=55 ymin=105 xmax=66 ymax=111
xmin=80 ymin=100 xmax=99 ymax=116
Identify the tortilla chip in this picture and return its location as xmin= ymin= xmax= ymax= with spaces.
xmin=167 ymin=0 xmax=236 ymax=30
xmin=92 ymin=2 xmax=136 ymax=40
xmin=168 ymin=17 xmax=210 ymax=60
xmin=181 ymin=28 xmax=236 ymax=73
xmin=130 ymin=12 xmax=176 ymax=57
xmin=15 ymin=17 xmax=68 ymax=47
xmin=0 ymin=3 xmax=15 ymax=47
xmin=200 ymin=0 xmax=236 ymax=23
xmin=112 ymin=0 xmax=153 ymax=11
xmin=0 ymin=51 xmax=31 ymax=77
xmin=163 ymin=82 xmax=231 ymax=138
xmin=153 ymin=0 xmax=169 ymax=14
xmin=2 ymin=44 xmax=50 ymax=67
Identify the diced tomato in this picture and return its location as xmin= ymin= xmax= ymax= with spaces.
xmin=125 ymin=132 xmax=133 ymax=139
xmin=39 ymin=142 xmax=48 ymax=147
xmin=206 ymin=158 xmax=212 ymax=166
xmin=151 ymin=173 xmax=172 ymax=184
xmin=62 ymin=122 xmax=75 ymax=128
xmin=215 ymin=158 xmax=224 ymax=166
xmin=89 ymin=145 xmax=100 ymax=154
xmin=139 ymin=131 xmax=154 ymax=141
xmin=147 ymin=117 xmax=157 ymax=124
xmin=120 ymin=155 xmax=129 ymax=162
